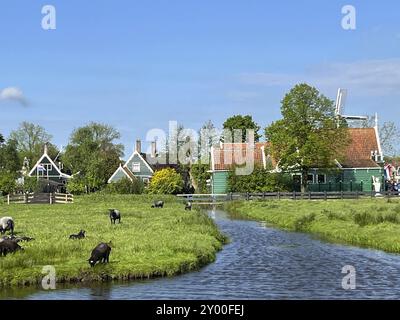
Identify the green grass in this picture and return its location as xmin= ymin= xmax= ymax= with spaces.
xmin=227 ymin=198 xmax=400 ymax=253
xmin=0 ymin=194 xmax=226 ymax=287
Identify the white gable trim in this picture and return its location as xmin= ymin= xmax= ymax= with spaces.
xmin=108 ymin=165 xmax=134 ymax=183
xmin=123 ymin=150 xmax=154 ymax=174
xmin=28 ymin=153 xmax=71 ymax=178
xmin=260 ymin=146 xmax=266 ymax=170
xmin=210 ymin=146 xmax=215 ymax=171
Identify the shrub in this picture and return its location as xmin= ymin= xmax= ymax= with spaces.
xmin=105 ymin=177 xmax=144 ymax=194
xmin=67 ymin=177 xmax=86 ymax=195
xmin=147 ymin=168 xmax=184 ymax=195
xmin=0 ymin=172 xmax=17 ymax=195
xmin=228 ymin=166 xmax=291 ymax=193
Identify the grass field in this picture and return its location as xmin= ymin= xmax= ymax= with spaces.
xmin=0 ymin=194 xmax=226 ymax=287
xmin=227 ymin=197 xmax=400 ymax=253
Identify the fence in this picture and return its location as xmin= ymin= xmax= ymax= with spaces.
xmin=4 ymin=192 xmax=74 ymax=205
xmin=306 ymin=182 xmax=365 ymax=192
xmin=177 ymin=191 xmax=400 ymax=202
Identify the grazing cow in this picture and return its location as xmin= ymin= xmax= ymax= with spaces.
xmin=0 ymin=217 xmax=14 ymax=235
xmin=0 ymin=239 xmax=22 ymax=256
xmin=88 ymin=242 xmax=111 ymax=267
xmin=69 ymin=230 xmax=86 ymax=240
xmin=151 ymin=201 xmax=164 ymax=208
xmin=184 ymin=202 xmax=192 ymax=211
xmin=109 ymin=209 xmax=121 ymax=224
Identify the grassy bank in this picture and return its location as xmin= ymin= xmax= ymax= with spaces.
xmin=227 ymin=198 xmax=400 ymax=253
xmin=0 ymin=194 xmax=226 ymax=287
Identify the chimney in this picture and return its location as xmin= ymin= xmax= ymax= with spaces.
xmin=135 ymin=139 xmax=141 ymax=154
xmin=44 ymin=143 xmax=49 ymax=155
xmin=151 ymin=141 xmax=157 ymax=158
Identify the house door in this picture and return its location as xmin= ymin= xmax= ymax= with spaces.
xmin=293 ymin=175 xmax=301 ymax=192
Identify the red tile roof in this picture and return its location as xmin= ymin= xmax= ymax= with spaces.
xmin=211 ymin=128 xmax=381 ymax=171
xmin=212 ymin=142 xmax=271 ymax=170
xmin=340 ymin=128 xmax=381 ymax=168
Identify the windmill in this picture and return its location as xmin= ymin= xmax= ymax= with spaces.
xmin=335 ymin=88 xmax=367 ymax=121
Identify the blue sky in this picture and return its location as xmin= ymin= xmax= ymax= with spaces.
xmin=0 ymin=0 xmax=399 ymax=158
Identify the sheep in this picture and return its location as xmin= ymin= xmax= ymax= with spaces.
xmin=69 ymin=230 xmax=86 ymax=240
xmin=88 ymin=242 xmax=111 ymax=267
xmin=0 ymin=239 xmax=22 ymax=256
xmin=0 ymin=217 xmax=14 ymax=235
xmin=184 ymin=201 xmax=192 ymax=211
xmin=151 ymin=201 xmax=164 ymax=208
xmin=108 ymin=209 xmax=121 ymax=224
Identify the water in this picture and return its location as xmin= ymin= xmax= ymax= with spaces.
xmin=4 ymin=209 xmax=400 ymax=299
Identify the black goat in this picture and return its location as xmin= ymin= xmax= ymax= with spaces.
xmin=151 ymin=201 xmax=164 ymax=208
xmin=109 ymin=209 xmax=121 ymax=224
xmin=69 ymin=230 xmax=86 ymax=240
xmin=0 ymin=240 xmax=22 ymax=256
xmin=185 ymin=202 xmax=192 ymax=211
xmin=88 ymin=242 xmax=111 ymax=267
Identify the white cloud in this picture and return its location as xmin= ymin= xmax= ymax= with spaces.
xmin=238 ymin=58 xmax=400 ymax=96
xmin=0 ymin=87 xmax=28 ymax=106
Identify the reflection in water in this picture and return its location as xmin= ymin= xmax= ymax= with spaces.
xmin=4 ymin=209 xmax=400 ymax=300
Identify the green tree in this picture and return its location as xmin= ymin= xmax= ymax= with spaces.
xmin=0 ymin=135 xmax=21 ymax=195
xmin=147 ymin=168 xmax=184 ymax=195
xmin=9 ymin=122 xmax=58 ymax=163
xmin=265 ymin=83 xmax=350 ymax=192
xmin=222 ymin=115 xmax=261 ymax=142
xmin=63 ymin=122 xmax=124 ymax=192
xmin=190 ymin=163 xmax=211 ymax=193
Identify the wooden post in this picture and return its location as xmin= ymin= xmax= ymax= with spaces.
xmin=341 ymin=191 xmax=344 ymax=200
xmin=24 ymin=193 xmax=28 ymax=204
xmin=7 ymin=194 xmax=10 ymax=205
xmin=324 ymin=191 xmax=327 ymax=201
xmin=66 ymin=193 xmax=68 ymax=203
xmin=293 ymin=191 xmax=296 ymax=200
xmin=277 ymin=191 xmax=280 ymax=200
xmin=49 ymin=193 xmax=53 ymax=205
xmin=246 ymin=192 xmax=249 ymax=201
xmin=308 ymin=191 xmax=311 ymax=200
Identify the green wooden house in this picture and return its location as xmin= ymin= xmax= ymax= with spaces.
xmin=108 ymin=140 xmax=155 ymax=184
xmin=209 ymin=127 xmax=384 ymax=194
xmin=27 ymin=144 xmax=71 ymax=191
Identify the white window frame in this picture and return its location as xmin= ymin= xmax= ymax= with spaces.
xmin=307 ymin=174 xmax=315 ymax=184
xmin=317 ymin=174 xmax=327 ymax=184
xmin=132 ymin=162 xmax=141 ymax=173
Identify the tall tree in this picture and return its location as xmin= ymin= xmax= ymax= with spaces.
xmin=63 ymin=122 xmax=124 ymax=192
xmin=265 ymin=83 xmax=350 ymax=192
xmin=222 ymin=115 xmax=261 ymax=142
xmin=9 ymin=122 xmax=58 ymax=162
xmin=0 ymin=136 xmax=21 ymax=195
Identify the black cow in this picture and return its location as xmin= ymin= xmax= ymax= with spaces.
xmin=0 ymin=239 xmax=22 ymax=256
xmin=88 ymin=242 xmax=112 ymax=267
xmin=151 ymin=201 xmax=164 ymax=208
xmin=69 ymin=230 xmax=86 ymax=239
xmin=109 ymin=209 xmax=121 ymax=224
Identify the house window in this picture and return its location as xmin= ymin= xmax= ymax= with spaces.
xmin=317 ymin=174 xmax=326 ymax=184
xmin=307 ymin=174 xmax=314 ymax=184
xmin=44 ymin=164 xmax=52 ymax=172
xmin=132 ymin=162 xmax=140 ymax=172
xmin=143 ymin=178 xmax=149 ymax=185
